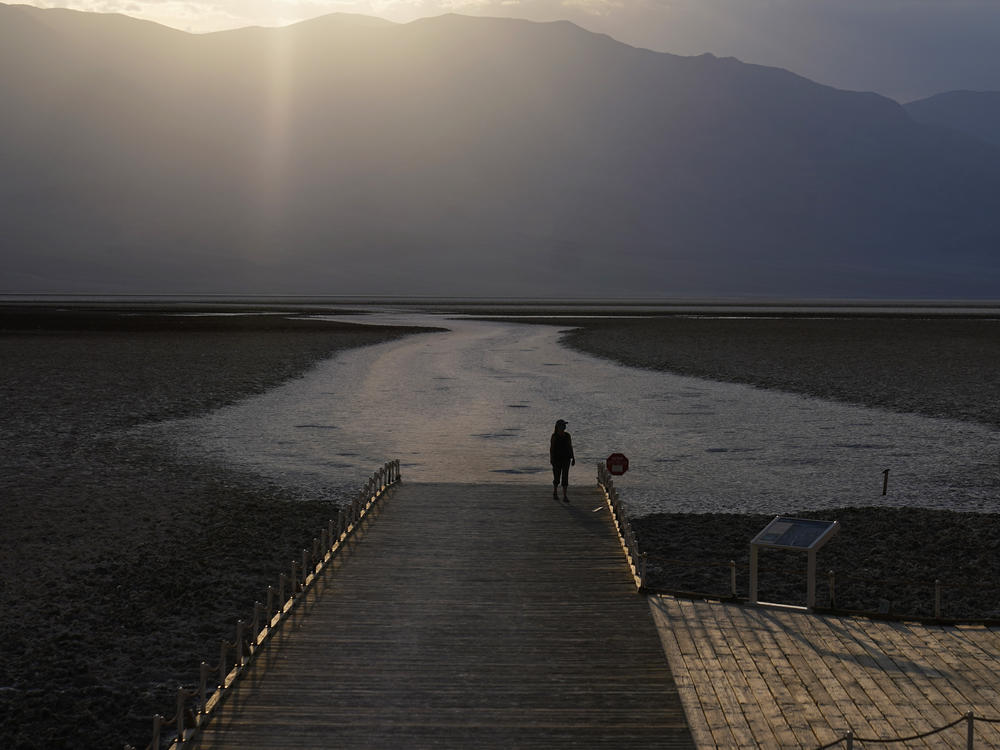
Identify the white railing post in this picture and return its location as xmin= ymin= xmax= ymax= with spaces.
xmin=235 ymin=620 xmax=245 ymax=668
xmin=218 ymin=640 xmax=227 ymax=687
xmin=807 ymin=549 xmax=818 ymax=609
xmin=199 ymin=662 xmax=208 ymax=720
xmin=152 ymin=714 xmax=162 ymax=749
xmin=278 ymin=573 xmax=287 ymax=609
xmin=176 ymin=686 xmax=186 ymax=741
xmin=845 ymin=729 xmax=853 ymax=749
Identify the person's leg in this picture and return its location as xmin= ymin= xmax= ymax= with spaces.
xmin=560 ymin=463 xmax=570 ymax=499
xmin=552 ymin=465 xmax=560 ymax=495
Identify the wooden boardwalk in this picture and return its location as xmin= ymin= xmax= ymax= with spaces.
xmin=189 ymin=483 xmax=694 ymax=749
xmin=651 ymin=595 xmax=1000 ymax=749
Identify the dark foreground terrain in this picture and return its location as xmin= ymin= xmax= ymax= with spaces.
xmin=0 ymin=310 xmax=432 ymax=750
xmin=633 ymin=508 xmax=1000 ymax=620
xmin=564 ymin=315 xmax=1000 ymax=428
xmin=2 ymin=309 xmax=998 ymax=748
xmin=564 ymin=315 xmax=1000 ymax=619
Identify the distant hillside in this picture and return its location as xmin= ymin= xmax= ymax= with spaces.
xmin=905 ymin=91 xmax=1000 ymax=150
xmin=2 ymin=3 xmax=999 ymax=297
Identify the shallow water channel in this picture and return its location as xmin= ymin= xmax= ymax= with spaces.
xmin=155 ymin=313 xmax=999 ymax=516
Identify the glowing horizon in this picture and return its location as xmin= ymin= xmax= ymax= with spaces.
xmin=12 ymin=0 xmax=1000 ymax=101
xmin=15 ymin=0 xmax=535 ymax=35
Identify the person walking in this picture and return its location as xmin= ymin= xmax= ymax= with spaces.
xmin=550 ymin=419 xmax=575 ymax=502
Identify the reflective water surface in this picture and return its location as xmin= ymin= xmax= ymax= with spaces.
xmin=152 ymin=313 xmax=999 ymax=515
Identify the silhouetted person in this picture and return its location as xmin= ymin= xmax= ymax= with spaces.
xmin=550 ymin=419 xmax=575 ymax=502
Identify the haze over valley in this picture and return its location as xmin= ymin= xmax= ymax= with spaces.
xmin=2 ymin=3 xmax=999 ymax=298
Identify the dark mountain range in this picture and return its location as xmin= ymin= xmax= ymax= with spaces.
xmin=905 ymin=91 xmax=1000 ymax=150
xmin=2 ymin=3 xmax=999 ymax=297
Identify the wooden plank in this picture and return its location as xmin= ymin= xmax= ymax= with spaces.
xmin=731 ymin=605 xmax=805 ymax=747
xmin=864 ymin=621 xmax=950 ymax=729
xmin=188 ymin=483 xmax=694 ymax=749
xmin=648 ymin=597 xmax=717 ymax=749
xmin=823 ymin=616 xmax=949 ymax=746
xmin=751 ymin=607 xmax=855 ymax=748
xmin=681 ymin=604 xmax=742 ymax=748
xmin=886 ymin=621 xmax=981 ymax=731
xmin=751 ymin=609 xmax=831 ymax=748
xmin=650 ymin=597 xmax=1000 ymax=750
xmin=810 ymin=614 xmax=953 ymax=748
xmin=839 ymin=617 xmax=947 ymax=743
xmin=907 ymin=624 xmax=1000 ymax=747
xmin=721 ymin=607 xmax=790 ymax=748
xmin=703 ymin=601 xmax=780 ymax=748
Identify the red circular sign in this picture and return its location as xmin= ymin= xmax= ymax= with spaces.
xmin=606 ymin=453 xmax=629 ymax=476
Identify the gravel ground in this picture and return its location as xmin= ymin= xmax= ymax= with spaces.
xmin=563 ymin=316 xmax=1000 ymax=428
xmin=564 ymin=316 xmax=1000 ymax=620
xmin=3 ymin=310 xmax=998 ymax=749
xmin=0 ymin=312 xmax=431 ymax=750
xmin=632 ymin=507 xmax=1000 ymax=620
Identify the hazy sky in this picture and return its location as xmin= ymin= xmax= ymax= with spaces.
xmin=16 ymin=0 xmax=1000 ymax=101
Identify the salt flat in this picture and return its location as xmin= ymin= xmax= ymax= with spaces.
xmin=156 ymin=314 xmax=1000 ymax=515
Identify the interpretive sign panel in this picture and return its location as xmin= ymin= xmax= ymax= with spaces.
xmin=750 ymin=516 xmax=840 ymax=609
xmin=751 ymin=517 xmax=839 ymax=551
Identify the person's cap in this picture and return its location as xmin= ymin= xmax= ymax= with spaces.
xmin=555 ymin=419 xmax=567 ymax=427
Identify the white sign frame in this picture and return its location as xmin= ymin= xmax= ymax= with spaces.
xmin=749 ymin=516 xmax=840 ymax=609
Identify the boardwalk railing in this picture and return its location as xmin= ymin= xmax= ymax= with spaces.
xmin=815 ymin=709 xmax=1000 ymax=749
xmin=132 ymin=460 xmax=401 ymax=750
xmin=641 ymin=550 xmax=1000 ymax=623
xmin=597 ymin=462 xmax=647 ymax=590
